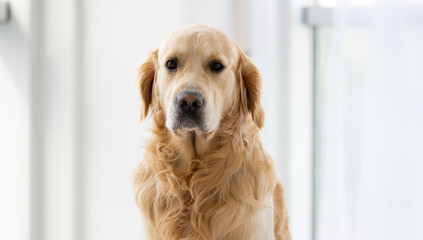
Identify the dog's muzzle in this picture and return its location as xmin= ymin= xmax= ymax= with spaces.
xmin=174 ymin=91 xmax=205 ymax=130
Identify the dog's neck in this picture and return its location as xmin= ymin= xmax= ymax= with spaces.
xmin=193 ymin=132 xmax=214 ymax=158
xmin=173 ymin=130 xmax=216 ymax=159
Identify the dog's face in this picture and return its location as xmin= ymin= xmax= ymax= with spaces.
xmin=157 ymin=27 xmax=239 ymax=133
xmin=139 ymin=25 xmax=264 ymax=136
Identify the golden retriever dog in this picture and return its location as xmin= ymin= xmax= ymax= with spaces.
xmin=134 ymin=24 xmax=291 ymax=240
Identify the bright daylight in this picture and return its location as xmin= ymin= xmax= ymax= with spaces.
xmin=1 ymin=0 xmax=422 ymax=240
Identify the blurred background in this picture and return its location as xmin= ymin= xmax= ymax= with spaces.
xmin=1 ymin=0 xmax=422 ymax=240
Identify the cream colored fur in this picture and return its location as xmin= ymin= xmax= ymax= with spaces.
xmin=134 ymin=24 xmax=291 ymax=240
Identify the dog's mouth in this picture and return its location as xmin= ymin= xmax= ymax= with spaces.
xmin=181 ymin=120 xmax=197 ymax=128
xmin=172 ymin=112 xmax=207 ymax=132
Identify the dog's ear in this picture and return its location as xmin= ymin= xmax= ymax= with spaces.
xmin=240 ymin=56 xmax=265 ymax=129
xmin=138 ymin=50 xmax=158 ymax=121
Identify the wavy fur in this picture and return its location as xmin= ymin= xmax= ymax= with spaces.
xmin=133 ymin=25 xmax=290 ymax=240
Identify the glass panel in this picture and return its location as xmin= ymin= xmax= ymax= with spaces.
xmin=314 ymin=27 xmax=369 ymax=240
xmin=314 ymin=16 xmax=423 ymax=240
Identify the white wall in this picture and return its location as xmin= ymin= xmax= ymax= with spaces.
xmin=0 ymin=1 xmax=31 ymax=240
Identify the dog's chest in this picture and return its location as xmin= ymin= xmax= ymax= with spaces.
xmin=144 ymin=183 xmax=275 ymax=240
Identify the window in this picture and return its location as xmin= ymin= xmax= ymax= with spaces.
xmin=307 ymin=2 xmax=423 ymax=240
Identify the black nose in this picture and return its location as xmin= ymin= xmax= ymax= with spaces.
xmin=176 ymin=91 xmax=204 ymax=112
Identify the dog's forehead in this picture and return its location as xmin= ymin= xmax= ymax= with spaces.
xmin=158 ymin=25 xmax=238 ymax=61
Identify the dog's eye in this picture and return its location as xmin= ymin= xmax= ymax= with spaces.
xmin=166 ymin=59 xmax=177 ymax=70
xmin=210 ymin=62 xmax=224 ymax=72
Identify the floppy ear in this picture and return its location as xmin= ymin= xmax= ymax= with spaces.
xmin=240 ymin=56 xmax=265 ymax=129
xmin=138 ymin=50 xmax=158 ymax=121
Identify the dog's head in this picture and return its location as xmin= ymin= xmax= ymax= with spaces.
xmin=138 ymin=24 xmax=264 ymax=137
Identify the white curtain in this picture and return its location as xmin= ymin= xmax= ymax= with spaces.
xmin=317 ymin=1 xmax=423 ymax=240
